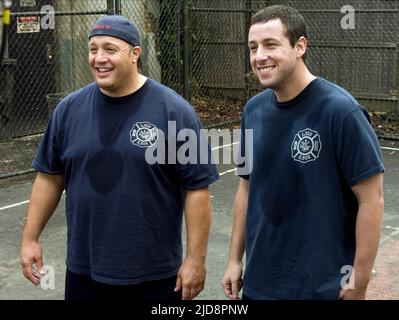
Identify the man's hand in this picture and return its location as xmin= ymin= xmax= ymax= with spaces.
xmin=175 ymin=257 xmax=206 ymax=300
xmin=339 ymin=286 xmax=367 ymax=300
xmin=20 ymin=240 xmax=44 ymax=285
xmin=221 ymin=262 xmax=243 ymax=300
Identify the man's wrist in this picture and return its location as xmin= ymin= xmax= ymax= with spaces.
xmin=186 ymin=254 xmax=206 ymax=264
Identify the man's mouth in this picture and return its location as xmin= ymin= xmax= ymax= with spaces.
xmin=96 ymin=67 xmax=113 ymax=74
xmin=258 ymin=65 xmax=276 ymax=72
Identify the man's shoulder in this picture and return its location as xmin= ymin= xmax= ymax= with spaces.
xmin=55 ymin=83 xmax=95 ymax=109
xmin=51 ymin=83 xmax=96 ymax=118
xmin=147 ymin=79 xmax=190 ymax=105
xmin=146 ymin=78 xmax=197 ymax=117
xmin=64 ymin=82 xmax=97 ymax=102
xmin=246 ymin=88 xmax=273 ymax=108
xmin=311 ymin=78 xmax=367 ymax=116
xmin=316 ymin=78 xmax=359 ymax=106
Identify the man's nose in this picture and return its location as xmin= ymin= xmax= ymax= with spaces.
xmin=256 ymin=48 xmax=269 ymax=60
xmin=94 ymin=50 xmax=108 ymax=62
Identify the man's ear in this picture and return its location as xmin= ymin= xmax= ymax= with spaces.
xmin=295 ymin=36 xmax=307 ymax=59
xmin=131 ymin=46 xmax=142 ymax=64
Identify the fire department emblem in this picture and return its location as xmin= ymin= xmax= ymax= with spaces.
xmin=291 ymin=128 xmax=322 ymax=163
xmin=130 ymin=122 xmax=158 ymax=148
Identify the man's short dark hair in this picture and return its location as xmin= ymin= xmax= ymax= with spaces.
xmin=251 ymin=5 xmax=308 ymax=58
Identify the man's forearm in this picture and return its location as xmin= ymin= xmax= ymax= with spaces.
xmin=228 ymin=179 xmax=248 ymax=264
xmin=184 ymin=187 xmax=211 ymax=261
xmin=22 ymin=172 xmax=64 ymax=242
xmin=353 ymin=199 xmax=384 ymax=288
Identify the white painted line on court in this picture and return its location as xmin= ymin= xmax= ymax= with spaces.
xmin=211 ymin=141 xmax=239 ymax=151
xmin=219 ymin=168 xmax=236 ymax=176
xmin=381 ymin=146 xmax=399 ymax=151
xmin=385 ymin=226 xmax=399 ymax=230
xmin=0 ymin=142 xmax=396 ymax=211
xmin=380 ymin=229 xmax=399 ymax=244
xmin=380 ymin=226 xmax=399 ymax=244
xmin=0 ymin=169 xmax=238 ymax=211
xmin=213 ymin=142 xmax=398 ymax=152
xmin=0 ymin=190 xmax=66 ymax=212
xmin=0 ymin=200 xmax=30 ymax=211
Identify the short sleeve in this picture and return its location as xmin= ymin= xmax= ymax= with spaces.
xmin=335 ymin=106 xmax=384 ymax=186
xmin=32 ymin=107 xmax=64 ymax=174
xmin=174 ymin=119 xmax=219 ymax=190
xmin=237 ymin=111 xmax=251 ymax=180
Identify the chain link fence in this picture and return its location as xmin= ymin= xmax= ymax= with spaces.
xmin=0 ymin=0 xmax=182 ymax=178
xmin=189 ymin=0 xmax=399 ymax=124
xmin=0 ymin=0 xmax=398 ymax=178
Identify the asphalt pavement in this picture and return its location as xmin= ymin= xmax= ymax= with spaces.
xmin=0 ymin=140 xmax=398 ymax=300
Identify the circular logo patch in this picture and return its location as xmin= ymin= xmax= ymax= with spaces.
xmin=291 ymin=128 xmax=322 ymax=163
xmin=130 ymin=122 xmax=158 ymax=148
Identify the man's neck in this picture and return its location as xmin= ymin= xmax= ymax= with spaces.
xmin=100 ymin=73 xmax=148 ymax=98
xmin=274 ymin=63 xmax=316 ymax=103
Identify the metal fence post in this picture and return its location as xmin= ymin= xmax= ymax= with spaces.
xmin=397 ymin=0 xmax=399 ymax=112
xmin=182 ymin=0 xmax=191 ymax=102
xmin=107 ymin=0 xmax=115 ymax=15
xmin=176 ymin=0 xmax=182 ymax=95
xmin=107 ymin=0 xmax=121 ymax=15
xmin=0 ymin=0 xmax=12 ymax=64
xmin=115 ymin=0 xmax=121 ymax=16
xmin=244 ymin=0 xmax=252 ymax=101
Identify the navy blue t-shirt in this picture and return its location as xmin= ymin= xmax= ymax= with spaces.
xmin=238 ymin=78 xmax=384 ymax=299
xmin=33 ymin=79 xmax=219 ymax=285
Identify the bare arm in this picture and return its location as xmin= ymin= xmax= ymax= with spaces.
xmin=174 ymin=187 xmax=212 ymax=300
xmin=340 ymin=172 xmax=384 ymax=300
xmin=20 ymin=172 xmax=64 ymax=285
xmin=221 ymin=178 xmax=249 ymax=299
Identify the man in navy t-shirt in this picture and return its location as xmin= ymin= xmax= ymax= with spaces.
xmin=221 ymin=5 xmax=384 ymax=300
xmin=20 ymin=15 xmax=219 ymax=300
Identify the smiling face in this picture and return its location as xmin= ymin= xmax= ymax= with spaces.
xmin=248 ymin=18 xmax=304 ymax=92
xmin=88 ymin=35 xmax=141 ymax=97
